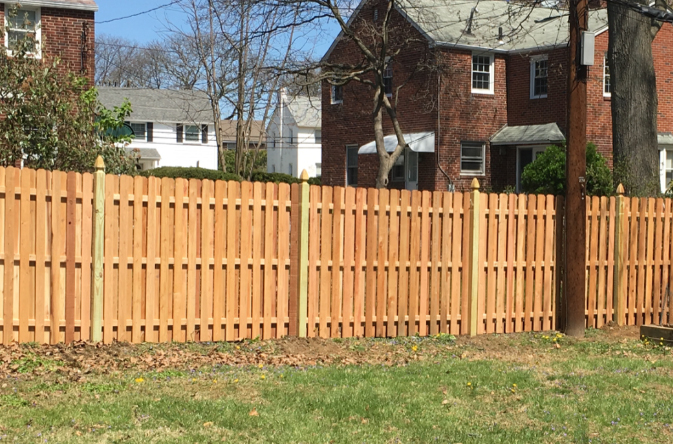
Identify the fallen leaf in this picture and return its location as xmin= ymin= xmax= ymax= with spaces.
xmin=249 ymin=409 xmax=259 ymax=417
xmin=203 ymin=422 xmax=214 ymax=427
xmin=442 ymin=399 xmax=449 ymax=405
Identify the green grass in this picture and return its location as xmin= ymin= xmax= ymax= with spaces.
xmin=0 ymin=329 xmax=672 ymax=443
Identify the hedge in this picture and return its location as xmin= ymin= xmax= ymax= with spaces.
xmin=140 ymin=167 xmax=321 ymax=186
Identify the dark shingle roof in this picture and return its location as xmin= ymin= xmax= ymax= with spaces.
xmin=98 ymin=87 xmax=214 ymax=124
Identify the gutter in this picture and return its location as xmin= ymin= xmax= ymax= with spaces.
xmin=4 ymin=0 xmax=99 ymax=12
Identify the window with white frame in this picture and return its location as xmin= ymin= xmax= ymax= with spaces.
xmin=461 ymin=141 xmax=485 ymax=175
xmin=346 ymin=145 xmax=358 ymax=186
xmin=331 ymin=82 xmax=343 ymax=104
xmin=603 ymin=55 xmax=611 ymax=97
xmin=530 ymin=55 xmax=548 ymax=99
xmin=5 ymin=6 xmax=41 ymax=56
xmin=185 ymin=125 xmax=200 ymax=142
xmin=664 ymin=150 xmax=673 ymax=192
xmin=383 ymin=61 xmax=393 ymax=97
xmin=471 ymin=53 xmax=494 ymax=94
xmin=130 ymin=123 xmax=146 ymax=141
xmin=315 ymin=163 xmax=322 ymax=177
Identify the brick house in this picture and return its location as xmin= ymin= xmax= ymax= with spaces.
xmin=1 ymin=0 xmax=97 ymax=83
xmin=321 ymin=0 xmax=673 ymax=192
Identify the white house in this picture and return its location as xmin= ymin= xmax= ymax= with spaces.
xmin=98 ymin=87 xmax=218 ymax=170
xmin=266 ymin=92 xmax=321 ymax=178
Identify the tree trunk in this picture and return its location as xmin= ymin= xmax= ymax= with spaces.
xmin=608 ymin=1 xmax=662 ymax=196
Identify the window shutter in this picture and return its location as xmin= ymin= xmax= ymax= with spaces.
xmin=201 ymin=124 xmax=208 ymax=144
xmin=177 ymin=124 xmax=183 ymax=143
xmin=147 ymin=122 xmax=153 ymax=142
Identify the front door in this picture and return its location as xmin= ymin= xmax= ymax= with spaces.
xmin=516 ymin=146 xmax=546 ymax=192
xmin=405 ymin=149 xmax=418 ymax=190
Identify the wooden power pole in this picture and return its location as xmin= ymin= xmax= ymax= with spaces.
xmin=565 ymin=0 xmax=589 ymax=337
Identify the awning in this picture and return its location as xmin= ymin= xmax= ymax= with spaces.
xmin=490 ymin=123 xmax=565 ymax=146
xmin=358 ymin=131 xmax=435 ymax=154
xmin=126 ymin=148 xmax=162 ymax=161
xmin=659 ymin=132 xmax=673 ymax=146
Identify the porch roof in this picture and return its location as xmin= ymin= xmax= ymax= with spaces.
xmin=358 ymin=131 xmax=435 ymax=154
xmin=659 ymin=132 xmax=673 ymax=146
xmin=490 ymin=123 xmax=565 ymax=146
xmin=126 ymin=148 xmax=161 ymax=161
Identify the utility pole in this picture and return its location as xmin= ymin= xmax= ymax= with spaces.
xmin=565 ymin=0 xmax=589 ymax=337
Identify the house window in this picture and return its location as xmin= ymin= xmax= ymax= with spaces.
xmin=130 ymin=123 xmax=146 ymax=141
xmin=315 ymin=130 xmax=322 ymax=143
xmin=185 ymin=125 xmax=200 ymax=142
xmin=346 ymin=145 xmax=358 ymax=186
xmin=604 ymin=55 xmax=611 ymax=97
xmin=471 ymin=53 xmax=494 ymax=94
xmin=287 ymin=128 xmax=294 ymax=144
xmin=530 ymin=55 xmax=548 ymax=99
xmin=5 ymin=6 xmax=41 ymax=56
xmin=226 ymin=142 xmax=236 ymax=150
xmin=384 ymin=61 xmax=393 ymax=97
xmin=316 ymin=163 xmax=322 ymax=177
xmin=374 ymin=9 xmax=379 ymax=21
xmin=392 ymin=153 xmax=405 ymax=182
xmin=461 ymin=141 xmax=485 ymax=175
xmin=331 ymin=83 xmax=343 ymax=104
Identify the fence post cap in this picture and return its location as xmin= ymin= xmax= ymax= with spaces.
xmin=94 ymin=156 xmax=105 ymax=171
xmin=470 ymin=178 xmax=480 ymax=191
xmin=300 ymin=170 xmax=309 ymax=182
xmin=616 ymin=183 xmax=625 ymax=196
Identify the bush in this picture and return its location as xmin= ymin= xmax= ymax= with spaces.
xmin=139 ymin=167 xmax=240 ymax=182
xmin=521 ymin=143 xmax=613 ymax=196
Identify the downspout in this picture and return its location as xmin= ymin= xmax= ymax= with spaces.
xmin=278 ymin=89 xmax=284 ymax=173
xmin=437 ymin=73 xmax=454 ymax=191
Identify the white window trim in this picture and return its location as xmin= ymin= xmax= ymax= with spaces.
xmin=529 ymin=55 xmax=548 ymax=99
xmin=471 ymin=52 xmax=494 ymax=95
xmin=460 ymin=141 xmax=486 ymax=176
xmin=603 ymin=55 xmax=611 ymax=98
xmin=4 ymin=5 xmax=42 ymax=59
xmin=331 ymin=84 xmax=343 ymax=104
xmin=130 ymin=122 xmax=147 ymax=142
xmin=184 ymin=124 xmax=201 ymax=144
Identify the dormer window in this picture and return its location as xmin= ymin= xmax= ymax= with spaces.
xmin=4 ymin=6 xmax=41 ymax=57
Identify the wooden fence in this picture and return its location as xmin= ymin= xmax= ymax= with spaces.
xmin=0 ymin=162 xmax=670 ymax=345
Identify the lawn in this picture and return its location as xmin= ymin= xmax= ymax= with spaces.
xmin=0 ymin=327 xmax=672 ymax=443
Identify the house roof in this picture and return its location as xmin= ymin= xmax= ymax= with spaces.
xmin=395 ymin=0 xmax=608 ymax=52
xmin=359 ymin=132 xmax=435 ymax=154
xmin=490 ymin=123 xmax=565 ymax=145
xmin=98 ymin=87 xmax=214 ymax=124
xmin=286 ymin=96 xmax=321 ymax=128
xmin=219 ymin=120 xmax=267 ymax=142
xmin=7 ymin=0 xmax=99 ymax=12
xmin=323 ymin=1 xmax=608 ymax=60
xmin=126 ymin=148 xmax=161 ymax=161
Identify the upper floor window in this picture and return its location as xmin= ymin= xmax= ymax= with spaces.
xmin=331 ymin=83 xmax=343 ymax=104
xmin=185 ymin=125 xmax=200 ymax=142
xmin=604 ymin=55 xmax=611 ymax=97
xmin=374 ymin=9 xmax=379 ymax=21
xmin=177 ymin=123 xmax=208 ymax=143
xmin=315 ymin=130 xmax=322 ymax=143
xmin=383 ymin=61 xmax=393 ymax=97
xmin=461 ymin=141 xmax=485 ymax=175
xmin=130 ymin=123 xmax=146 ymax=141
xmin=287 ymin=128 xmax=294 ymax=144
xmin=530 ymin=55 xmax=548 ymax=99
xmin=471 ymin=53 xmax=494 ymax=94
xmin=5 ymin=6 xmax=41 ymax=57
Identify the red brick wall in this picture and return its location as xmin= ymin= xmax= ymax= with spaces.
xmin=0 ymin=4 xmax=95 ymax=83
xmin=321 ymin=0 xmax=437 ymax=189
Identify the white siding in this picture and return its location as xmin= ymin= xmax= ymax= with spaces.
xmin=266 ymin=105 xmax=321 ymax=178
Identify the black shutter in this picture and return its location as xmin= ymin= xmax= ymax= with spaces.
xmin=147 ymin=122 xmax=153 ymax=142
xmin=176 ymin=124 xmax=183 ymax=143
xmin=201 ymin=124 xmax=208 ymax=144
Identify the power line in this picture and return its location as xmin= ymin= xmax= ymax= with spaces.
xmin=96 ymin=0 xmax=182 ymax=25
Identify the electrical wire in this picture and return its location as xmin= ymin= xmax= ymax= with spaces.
xmin=96 ymin=0 xmax=182 ymax=25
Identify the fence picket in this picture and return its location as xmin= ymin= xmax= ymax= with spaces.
xmin=365 ymin=188 xmax=377 ymax=338
xmin=342 ymin=188 xmax=356 ymax=338
xmin=376 ymin=189 xmax=389 ymax=337
xmin=332 ymin=187 xmax=344 ymax=338
xmin=397 ymin=190 xmax=410 ymax=337
xmin=430 ymin=191 xmax=442 ymax=335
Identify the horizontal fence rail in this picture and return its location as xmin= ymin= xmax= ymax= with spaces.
xmin=0 ymin=163 xmax=670 ymax=344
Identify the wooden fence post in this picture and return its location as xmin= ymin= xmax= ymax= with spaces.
xmin=613 ymin=184 xmax=625 ymax=326
xmin=91 ymin=156 xmax=105 ymax=342
xmin=468 ymin=178 xmax=480 ymax=336
xmin=296 ymin=170 xmax=310 ymax=337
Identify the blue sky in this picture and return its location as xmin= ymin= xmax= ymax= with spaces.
xmin=96 ymin=0 xmax=187 ymax=43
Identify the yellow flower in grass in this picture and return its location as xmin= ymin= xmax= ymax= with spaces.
xmin=135 ymin=377 xmax=144 ymax=383
xmin=466 ymin=382 xmax=472 ymax=387
xmin=260 ymin=374 xmax=266 ymax=380
xmin=411 ymin=345 xmax=418 ymax=352
xmin=233 ymin=379 xmax=239 ymax=383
